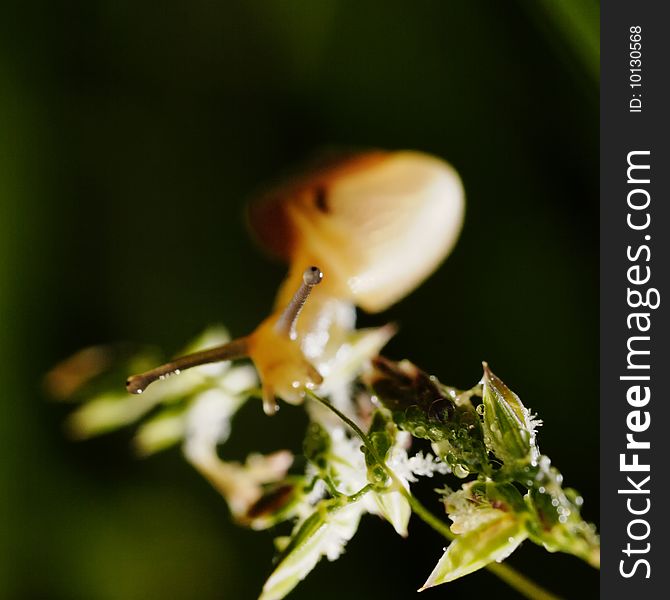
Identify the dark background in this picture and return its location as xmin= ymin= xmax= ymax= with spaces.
xmin=0 ymin=1 xmax=599 ymax=598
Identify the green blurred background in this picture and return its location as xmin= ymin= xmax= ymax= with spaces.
xmin=0 ymin=1 xmax=599 ymax=598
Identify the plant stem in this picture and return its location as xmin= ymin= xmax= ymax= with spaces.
xmin=401 ymin=491 xmax=453 ymax=541
xmin=486 ymin=563 xmax=562 ymax=600
xmin=306 ymin=390 xmax=370 ymax=445
xmin=346 ymin=484 xmax=374 ymax=504
xmin=306 ymin=391 xmax=562 ymax=600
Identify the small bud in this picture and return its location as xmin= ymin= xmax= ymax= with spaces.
xmin=303 ymin=422 xmax=331 ymax=470
xmin=244 ymin=484 xmax=298 ymax=530
xmin=368 ymin=357 xmax=489 ymax=475
xmin=481 ymin=363 xmax=538 ymax=465
xmin=363 ymin=410 xmax=396 ymax=487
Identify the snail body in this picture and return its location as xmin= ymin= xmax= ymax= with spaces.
xmin=127 ymin=150 xmax=465 ymax=414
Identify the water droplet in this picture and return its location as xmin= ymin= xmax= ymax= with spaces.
xmin=414 ymin=426 xmax=427 ymax=437
xmin=526 ymin=480 xmax=533 ymax=487
xmin=453 ymin=464 xmax=470 ymax=478
xmin=538 ymin=486 xmax=546 ymax=494
xmin=575 ymin=496 xmax=584 ymax=507
xmin=476 ymin=404 xmax=485 ymax=415
xmin=558 ymin=515 xmax=567 ymax=524
xmin=551 ymin=499 xmax=559 ymax=507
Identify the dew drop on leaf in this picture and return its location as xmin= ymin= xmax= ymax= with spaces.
xmin=453 ymin=464 xmax=469 ymax=478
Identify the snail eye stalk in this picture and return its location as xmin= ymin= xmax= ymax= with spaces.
xmin=125 ymin=267 xmax=323 ymax=395
xmin=274 ymin=266 xmax=323 ymax=339
xmin=126 ymin=336 xmax=249 ymax=394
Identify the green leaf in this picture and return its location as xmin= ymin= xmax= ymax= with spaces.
xmin=420 ymin=513 xmax=527 ymax=590
xmin=260 ymin=503 xmax=363 ymax=600
xmin=520 ymin=0 xmax=599 ymax=83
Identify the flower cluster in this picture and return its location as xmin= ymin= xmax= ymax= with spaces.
xmin=367 ymin=356 xmax=601 ymax=588
xmin=47 ymin=325 xmax=599 ymax=599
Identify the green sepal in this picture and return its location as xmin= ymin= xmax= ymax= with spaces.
xmin=420 ymin=512 xmax=527 ymax=590
xmin=481 ymin=363 xmax=538 ymax=465
xmin=440 ymin=481 xmax=527 ymax=536
xmin=522 ymin=459 xmax=600 ymax=568
xmin=303 ymin=422 xmax=331 ymax=471
xmin=363 ymin=410 xmax=396 ymax=486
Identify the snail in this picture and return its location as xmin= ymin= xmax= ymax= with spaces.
xmin=126 ymin=150 xmax=465 ymax=415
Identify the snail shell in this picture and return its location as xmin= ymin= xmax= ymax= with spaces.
xmin=248 ymin=150 xmax=465 ymax=313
